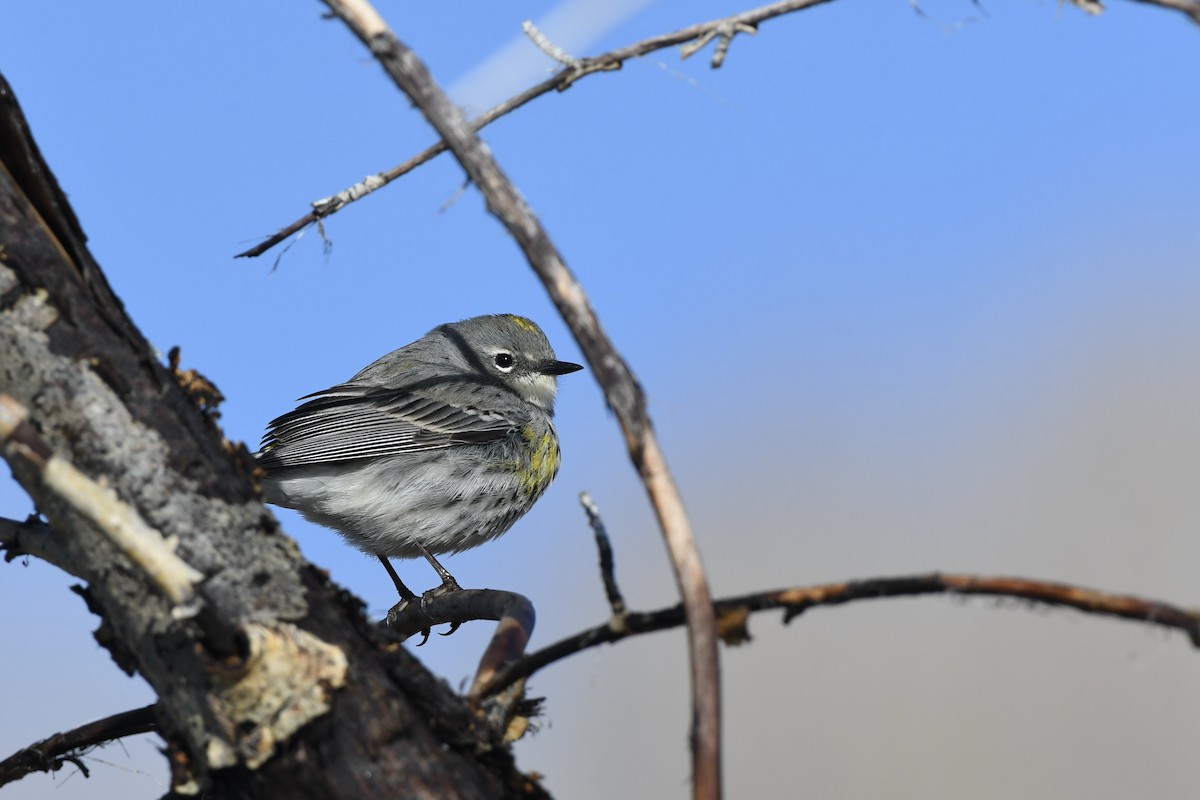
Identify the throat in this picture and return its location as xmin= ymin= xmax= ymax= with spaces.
xmin=518 ymin=373 xmax=558 ymax=412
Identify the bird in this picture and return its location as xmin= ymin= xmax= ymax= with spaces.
xmin=255 ymin=314 xmax=583 ymax=601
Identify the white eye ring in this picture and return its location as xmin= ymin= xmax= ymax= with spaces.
xmin=493 ymin=352 xmax=515 ymax=372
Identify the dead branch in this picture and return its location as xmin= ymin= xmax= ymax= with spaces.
xmin=235 ymin=0 xmax=835 ymax=259
xmin=579 ymin=492 xmax=628 ymax=620
xmin=318 ymin=2 xmax=722 ymax=797
xmin=383 ymin=587 xmax=536 ymax=697
xmin=0 ymin=705 xmax=157 ymax=788
xmin=1126 ymin=0 xmax=1200 ymax=20
xmin=237 ymin=0 xmax=1197 ymax=261
xmin=477 ymin=572 xmax=1200 ymax=698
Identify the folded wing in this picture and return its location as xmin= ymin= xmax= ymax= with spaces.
xmin=257 ymin=384 xmax=514 ymax=470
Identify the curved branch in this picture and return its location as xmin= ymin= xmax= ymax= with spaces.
xmin=477 ymin=572 xmax=1200 ymax=697
xmin=382 ymin=587 xmax=536 ymax=702
xmin=0 ymin=705 xmax=157 ymax=788
xmin=379 ymin=588 xmax=548 ymax=740
xmin=319 ymin=3 xmax=722 ymax=798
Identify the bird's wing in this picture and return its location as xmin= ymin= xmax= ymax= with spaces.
xmin=256 ymin=384 xmax=514 ymax=469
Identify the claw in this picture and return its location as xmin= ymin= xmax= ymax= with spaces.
xmin=439 ymin=621 xmax=462 ymax=637
xmin=415 ymin=627 xmax=432 ymax=646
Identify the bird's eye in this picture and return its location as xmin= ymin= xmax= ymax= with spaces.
xmin=493 ymin=352 xmax=515 ymax=371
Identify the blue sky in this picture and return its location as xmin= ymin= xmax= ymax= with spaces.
xmin=1 ymin=2 xmax=1198 ymax=798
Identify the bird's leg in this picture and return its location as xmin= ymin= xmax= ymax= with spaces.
xmin=379 ymin=555 xmax=437 ymax=645
xmin=378 ymin=555 xmax=417 ymax=601
xmin=414 ymin=544 xmax=463 ymax=636
xmin=417 ymin=543 xmax=462 ymax=592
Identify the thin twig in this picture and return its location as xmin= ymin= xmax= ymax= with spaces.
xmin=580 ymin=492 xmax=627 ymax=618
xmin=522 ymin=20 xmax=583 ymax=68
xmin=320 ymin=3 xmax=722 ymax=797
xmin=235 ymin=67 xmax=580 ymax=258
xmin=0 ymin=705 xmax=157 ymax=788
xmin=680 ymin=22 xmax=758 ymax=67
xmin=477 ymin=572 xmax=1200 ymax=697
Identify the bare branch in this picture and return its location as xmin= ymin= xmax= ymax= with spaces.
xmin=1127 ymin=0 xmax=1200 ymax=21
xmin=0 ymin=515 xmax=64 ymax=566
xmin=0 ymin=705 xmax=157 ymax=788
xmin=383 ymin=589 xmax=535 ymax=673
xmin=679 ymin=21 xmax=758 ymax=67
xmin=477 ymin=572 xmax=1200 ymax=698
xmin=522 ymin=20 xmax=583 ymax=69
xmin=238 ymin=0 xmax=1196 ymax=260
xmin=579 ymin=492 xmax=628 ymax=619
xmin=318 ymin=2 xmax=722 ymax=797
xmin=237 ymin=0 xmax=831 ymax=259
xmin=382 ymin=588 xmax=536 ymax=738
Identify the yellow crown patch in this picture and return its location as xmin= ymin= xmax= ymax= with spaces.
xmin=505 ymin=314 xmax=539 ymax=334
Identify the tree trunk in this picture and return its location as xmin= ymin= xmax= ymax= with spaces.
xmin=0 ymin=72 xmax=546 ymax=800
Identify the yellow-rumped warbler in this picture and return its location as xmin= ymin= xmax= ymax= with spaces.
xmin=256 ymin=314 xmax=582 ymax=599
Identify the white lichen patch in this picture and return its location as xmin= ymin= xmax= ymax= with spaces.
xmin=206 ymin=622 xmax=348 ymax=769
xmin=12 ymin=287 xmax=59 ymax=330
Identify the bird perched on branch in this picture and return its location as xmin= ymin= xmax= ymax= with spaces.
xmin=256 ymin=314 xmax=583 ymax=600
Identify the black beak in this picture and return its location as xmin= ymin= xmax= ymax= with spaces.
xmin=540 ymin=360 xmax=584 ymax=376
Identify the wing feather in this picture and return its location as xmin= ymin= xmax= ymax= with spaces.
xmin=257 ymin=384 xmax=514 ymax=470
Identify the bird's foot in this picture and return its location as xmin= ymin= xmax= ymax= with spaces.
xmin=421 ymin=578 xmax=463 ymax=636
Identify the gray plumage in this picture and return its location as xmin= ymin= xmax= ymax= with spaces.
xmin=256 ymin=315 xmax=582 ymax=582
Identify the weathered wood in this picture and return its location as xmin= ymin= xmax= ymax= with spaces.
xmin=0 ymin=71 xmax=547 ymax=800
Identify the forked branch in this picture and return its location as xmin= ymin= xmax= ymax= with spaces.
xmin=238 ymin=0 xmax=1198 ymax=261
xmin=477 ymin=572 xmax=1200 ymax=697
xmin=236 ymin=0 xmax=835 ymax=259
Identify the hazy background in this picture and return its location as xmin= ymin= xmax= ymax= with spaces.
xmin=2 ymin=1 xmax=1198 ymax=798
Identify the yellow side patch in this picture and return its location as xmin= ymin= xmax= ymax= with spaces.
xmin=519 ymin=430 xmax=560 ymax=494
